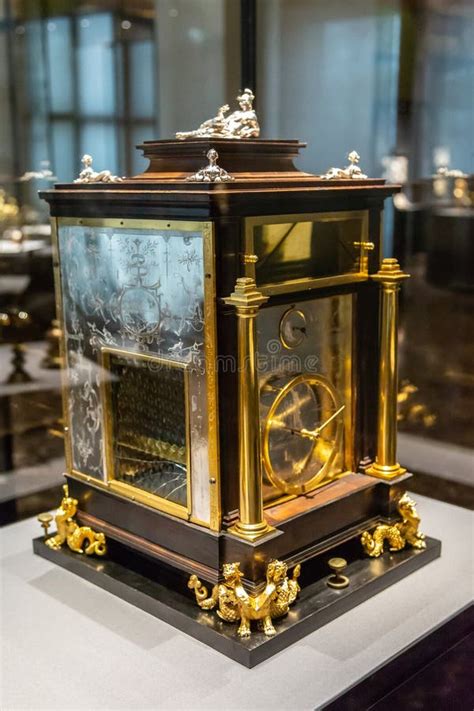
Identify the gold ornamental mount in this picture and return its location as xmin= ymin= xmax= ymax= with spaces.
xmin=188 ymin=560 xmax=301 ymax=637
xmin=39 ymin=484 xmax=107 ymax=556
xmin=361 ymin=493 xmax=426 ymax=557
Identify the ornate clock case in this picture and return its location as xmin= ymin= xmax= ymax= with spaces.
xmin=35 ymin=137 xmax=440 ymax=666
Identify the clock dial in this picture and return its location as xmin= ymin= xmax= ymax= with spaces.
xmin=279 ymin=307 xmax=307 ymax=349
xmin=261 ymin=373 xmax=344 ymax=495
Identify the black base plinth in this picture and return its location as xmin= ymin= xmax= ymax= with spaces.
xmin=33 ymin=535 xmax=441 ymax=668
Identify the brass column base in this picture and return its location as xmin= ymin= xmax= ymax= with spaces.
xmin=365 ymin=462 xmax=407 ymax=480
xmin=228 ymin=520 xmax=276 ymax=542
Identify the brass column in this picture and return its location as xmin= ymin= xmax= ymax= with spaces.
xmin=224 ymin=278 xmax=275 ymax=540
xmin=366 ymin=259 xmax=409 ymax=480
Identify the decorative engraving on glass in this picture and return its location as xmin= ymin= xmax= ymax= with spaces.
xmin=117 ymin=238 xmax=162 ymax=346
xmin=106 ymin=352 xmax=189 ymax=507
xmin=258 ymin=294 xmax=353 ymax=502
xmin=58 ymin=224 xmax=208 ymax=511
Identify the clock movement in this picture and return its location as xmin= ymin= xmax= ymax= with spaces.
xmin=34 ymin=93 xmax=440 ymax=666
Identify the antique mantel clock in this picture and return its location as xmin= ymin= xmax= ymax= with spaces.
xmin=36 ymin=92 xmax=439 ymax=666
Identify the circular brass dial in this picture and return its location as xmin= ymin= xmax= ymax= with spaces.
xmin=279 ymin=307 xmax=307 ymax=349
xmin=262 ymin=373 xmax=344 ymax=495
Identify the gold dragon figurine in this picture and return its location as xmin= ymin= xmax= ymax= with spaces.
xmin=361 ymin=493 xmax=426 ymax=558
xmin=188 ymin=559 xmax=300 ymax=637
xmin=42 ymin=484 xmax=107 ymax=556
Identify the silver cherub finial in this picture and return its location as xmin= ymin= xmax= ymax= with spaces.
xmin=320 ymin=151 xmax=369 ymax=180
xmin=176 ymin=89 xmax=259 ymax=140
xmin=74 ymin=154 xmax=124 ymax=184
xmin=186 ymin=149 xmax=234 ymax=183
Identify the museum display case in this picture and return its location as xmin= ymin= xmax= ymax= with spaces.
xmin=32 ymin=93 xmax=440 ymax=666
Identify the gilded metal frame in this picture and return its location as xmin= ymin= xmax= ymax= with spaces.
xmin=51 ymin=219 xmax=74 ymax=473
xmin=100 ymin=346 xmax=192 ymax=520
xmin=52 ymin=216 xmax=221 ymax=531
xmin=244 ymin=210 xmax=370 ymax=296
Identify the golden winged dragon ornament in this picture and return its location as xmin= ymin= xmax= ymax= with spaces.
xmin=361 ymin=493 xmax=426 ymax=558
xmin=42 ymin=484 xmax=107 ymax=556
xmin=188 ymin=559 xmax=300 ymax=637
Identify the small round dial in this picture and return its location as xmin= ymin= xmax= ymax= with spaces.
xmin=262 ymin=373 xmax=344 ymax=495
xmin=279 ymin=307 xmax=307 ymax=349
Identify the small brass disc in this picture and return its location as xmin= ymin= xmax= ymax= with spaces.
xmin=328 ymin=556 xmax=346 ymax=570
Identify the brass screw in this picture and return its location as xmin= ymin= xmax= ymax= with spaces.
xmin=37 ymin=512 xmax=53 ymax=539
xmin=327 ymin=557 xmax=350 ymax=589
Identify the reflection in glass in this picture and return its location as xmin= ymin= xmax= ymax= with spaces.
xmin=253 ymin=214 xmax=368 ymax=287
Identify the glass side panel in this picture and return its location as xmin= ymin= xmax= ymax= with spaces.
xmin=253 ymin=213 xmax=368 ymax=288
xmin=105 ymin=351 xmax=188 ymax=507
xmin=57 ymin=223 xmax=208 ymax=520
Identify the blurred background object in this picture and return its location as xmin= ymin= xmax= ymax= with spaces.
xmin=0 ymin=0 xmax=472 ymax=524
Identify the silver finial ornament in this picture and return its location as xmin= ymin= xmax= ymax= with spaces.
xmin=74 ymin=154 xmax=124 ymax=184
xmin=320 ymin=151 xmax=369 ymax=180
xmin=186 ymin=149 xmax=234 ymax=183
xmin=176 ymin=89 xmax=259 ymax=140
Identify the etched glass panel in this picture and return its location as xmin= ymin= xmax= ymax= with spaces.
xmin=57 ymin=223 xmax=209 ymax=519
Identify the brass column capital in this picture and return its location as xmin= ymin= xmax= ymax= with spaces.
xmin=224 ymin=277 xmax=275 ymax=541
xmin=223 ymin=276 xmax=269 ymax=312
xmin=371 ymin=258 xmax=410 ymax=288
xmin=367 ymin=258 xmax=409 ymax=481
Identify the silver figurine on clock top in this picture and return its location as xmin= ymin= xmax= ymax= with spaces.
xmin=176 ymin=89 xmax=260 ymax=140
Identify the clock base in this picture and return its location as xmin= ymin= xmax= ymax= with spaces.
xmin=33 ymin=533 xmax=440 ymax=668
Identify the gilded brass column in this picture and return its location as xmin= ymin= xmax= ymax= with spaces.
xmin=224 ymin=277 xmax=275 ymax=540
xmin=366 ymin=259 xmax=409 ymax=480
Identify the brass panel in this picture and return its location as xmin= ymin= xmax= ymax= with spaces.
xmin=202 ymin=223 xmax=221 ymax=531
xmin=258 ymin=293 xmax=354 ymax=503
xmin=59 ymin=217 xmax=210 ymax=232
xmin=244 ymin=210 xmax=371 ymax=295
xmin=68 ymin=467 xmax=191 ymax=522
xmin=50 ymin=218 xmax=73 ymax=472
